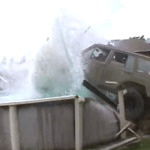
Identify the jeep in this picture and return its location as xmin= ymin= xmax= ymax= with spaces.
xmin=81 ymin=43 xmax=150 ymax=120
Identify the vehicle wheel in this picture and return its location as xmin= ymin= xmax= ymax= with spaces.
xmin=124 ymin=88 xmax=144 ymax=121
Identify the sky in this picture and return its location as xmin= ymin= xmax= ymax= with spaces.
xmin=0 ymin=0 xmax=150 ymax=61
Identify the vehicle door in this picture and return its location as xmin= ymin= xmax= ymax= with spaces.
xmin=133 ymin=57 xmax=150 ymax=96
xmin=83 ymin=47 xmax=111 ymax=86
xmin=101 ymin=51 xmax=135 ymax=92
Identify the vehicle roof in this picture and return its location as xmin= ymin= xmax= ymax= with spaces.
xmin=82 ymin=43 xmax=150 ymax=60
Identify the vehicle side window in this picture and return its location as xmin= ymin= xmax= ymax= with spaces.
xmin=110 ymin=52 xmax=128 ymax=67
xmin=125 ymin=55 xmax=134 ymax=70
xmin=90 ymin=48 xmax=110 ymax=62
xmin=110 ymin=52 xmax=134 ymax=70
xmin=137 ymin=58 xmax=150 ymax=74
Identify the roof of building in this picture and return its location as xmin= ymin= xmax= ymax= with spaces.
xmin=111 ymin=39 xmax=150 ymax=53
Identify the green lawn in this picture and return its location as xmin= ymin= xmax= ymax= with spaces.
xmin=114 ymin=138 xmax=150 ymax=150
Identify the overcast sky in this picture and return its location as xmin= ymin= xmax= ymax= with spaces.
xmin=0 ymin=0 xmax=150 ymax=60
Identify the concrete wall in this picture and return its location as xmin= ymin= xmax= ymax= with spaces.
xmin=0 ymin=97 xmax=119 ymax=150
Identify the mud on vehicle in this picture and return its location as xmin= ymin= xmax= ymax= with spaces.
xmin=82 ymin=43 xmax=150 ymax=121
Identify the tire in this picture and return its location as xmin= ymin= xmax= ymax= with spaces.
xmin=124 ymin=88 xmax=144 ymax=121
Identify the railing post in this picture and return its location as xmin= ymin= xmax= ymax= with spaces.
xmin=118 ymin=90 xmax=128 ymax=139
xmin=9 ymin=105 xmax=20 ymax=150
xmin=75 ymin=97 xmax=85 ymax=150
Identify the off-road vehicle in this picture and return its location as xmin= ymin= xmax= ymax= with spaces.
xmin=82 ymin=43 xmax=150 ymax=120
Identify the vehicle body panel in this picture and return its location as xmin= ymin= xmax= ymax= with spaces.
xmin=82 ymin=44 xmax=150 ymax=97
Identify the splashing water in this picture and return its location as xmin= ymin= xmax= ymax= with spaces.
xmin=0 ymin=37 xmax=102 ymax=103
xmin=33 ymin=39 xmax=98 ymax=99
xmin=0 ymin=59 xmax=41 ymax=102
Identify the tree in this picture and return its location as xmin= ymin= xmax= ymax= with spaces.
xmin=129 ymin=35 xmax=146 ymax=41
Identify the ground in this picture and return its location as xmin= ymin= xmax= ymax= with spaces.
xmin=114 ymin=138 xmax=150 ymax=150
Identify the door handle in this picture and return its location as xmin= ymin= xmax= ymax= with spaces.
xmin=123 ymin=70 xmax=132 ymax=74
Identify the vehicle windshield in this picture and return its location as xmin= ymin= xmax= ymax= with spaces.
xmin=91 ymin=48 xmax=110 ymax=62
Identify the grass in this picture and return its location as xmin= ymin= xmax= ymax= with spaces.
xmin=114 ymin=138 xmax=150 ymax=150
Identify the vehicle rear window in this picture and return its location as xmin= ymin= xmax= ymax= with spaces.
xmin=137 ymin=58 xmax=150 ymax=74
xmin=90 ymin=48 xmax=110 ymax=62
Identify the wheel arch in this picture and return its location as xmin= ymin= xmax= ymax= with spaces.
xmin=117 ymin=81 xmax=147 ymax=96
